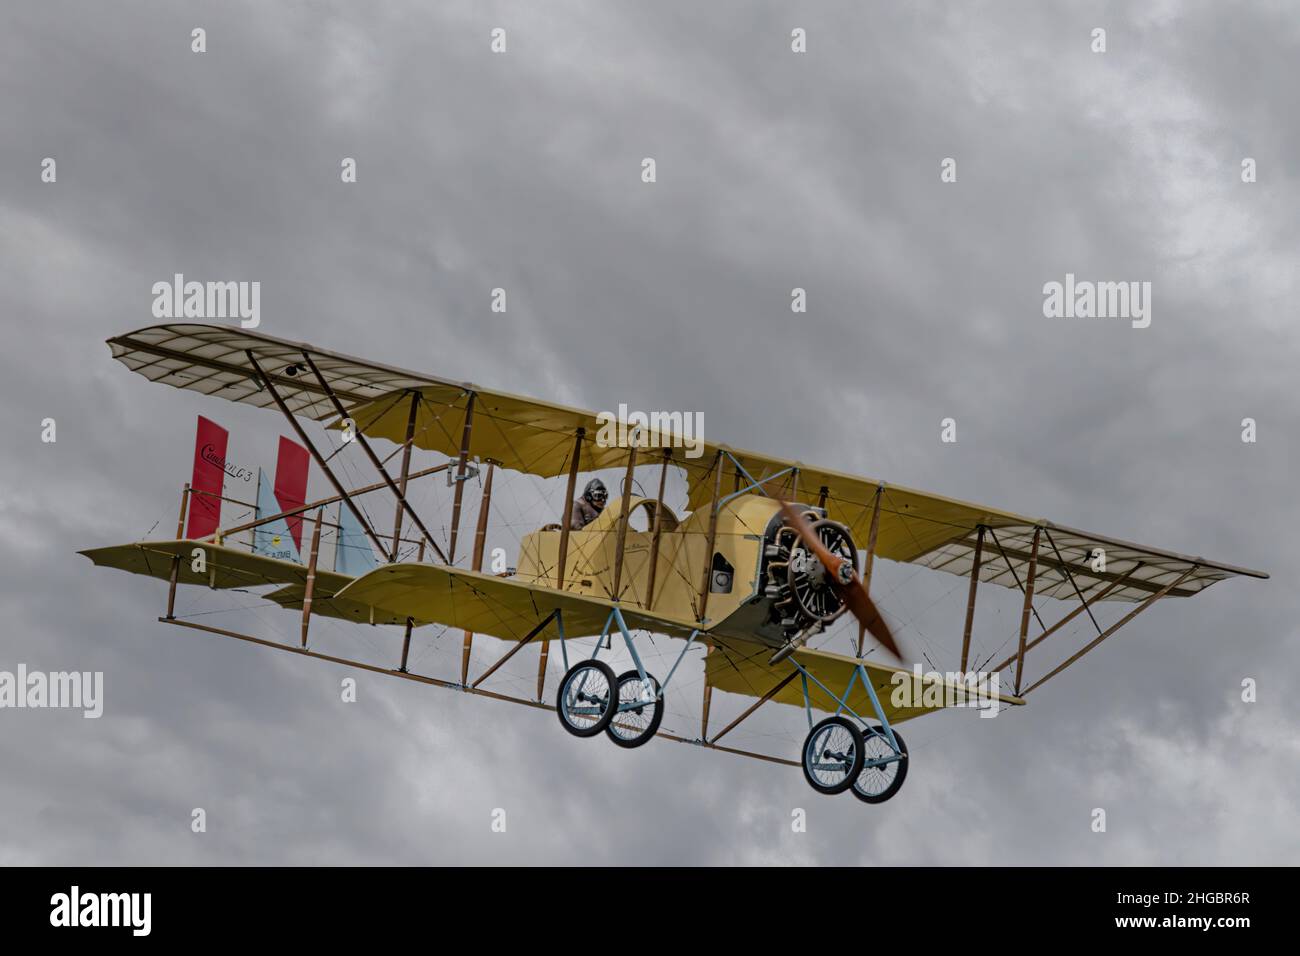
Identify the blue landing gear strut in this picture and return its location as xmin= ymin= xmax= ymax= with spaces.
xmin=554 ymin=606 xmax=700 ymax=749
xmin=788 ymin=659 xmax=909 ymax=803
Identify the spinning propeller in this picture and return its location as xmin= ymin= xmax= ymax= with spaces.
xmin=777 ymin=500 xmax=902 ymax=660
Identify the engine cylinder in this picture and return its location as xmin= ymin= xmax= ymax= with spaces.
xmin=759 ymin=507 xmax=858 ymax=636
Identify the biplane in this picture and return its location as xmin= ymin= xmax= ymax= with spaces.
xmin=82 ymin=324 xmax=1268 ymax=803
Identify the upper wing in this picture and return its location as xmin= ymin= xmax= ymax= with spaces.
xmin=705 ymin=639 xmax=1024 ymax=725
xmin=105 ymin=323 xmax=617 ymax=476
xmin=106 ymin=324 xmax=442 ymax=421
xmin=105 ymin=323 xmax=1268 ymax=600
xmin=692 ymin=469 xmax=1268 ymax=604
xmin=332 ymin=563 xmax=702 ymax=642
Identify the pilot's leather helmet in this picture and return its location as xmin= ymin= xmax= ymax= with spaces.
xmin=583 ymin=478 xmax=608 ymax=508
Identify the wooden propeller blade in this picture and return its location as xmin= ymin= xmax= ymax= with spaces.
xmin=838 ymin=574 xmax=900 ymax=659
xmin=778 ymin=501 xmax=902 ymax=660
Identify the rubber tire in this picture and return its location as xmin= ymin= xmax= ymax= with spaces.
xmin=556 ymin=660 xmax=618 ymax=738
xmin=851 ymin=727 xmax=908 ymax=804
xmin=605 ymin=671 xmax=664 ymax=749
xmin=801 ymin=716 xmax=865 ymax=795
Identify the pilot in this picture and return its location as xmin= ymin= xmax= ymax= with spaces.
xmin=570 ymin=478 xmax=608 ymax=530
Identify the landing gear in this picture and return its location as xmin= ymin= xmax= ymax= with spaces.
xmin=550 ymin=606 xmax=911 ymax=804
xmin=789 ymin=659 xmax=909 ymax=804
xmin=606 ymin=671 xmax=663 ymax=748
xmin=551 ymin=606 xmax=701 ymax=750
xmin=801 ymin=716 xmax=864 ymax=794
xmin=556 ymin=660 xmax=617 ymax=737
xmin=851 ymin=726 xmax=908 ymax=804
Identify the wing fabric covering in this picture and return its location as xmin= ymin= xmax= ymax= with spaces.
xmin=333 ymin=564 xmax=701 ymax=643
xmin=80 ymin=541 xmax=417 ymax=626
xmin=79 ymin=542 xmax=703 ymax=637
xmin=81 ymin=540 xmax=338 ymax=591
xmin=104 ymin=323 xmax=1268 ymax=606
xmin=705 ymin=639 xmax=1025 ymax=724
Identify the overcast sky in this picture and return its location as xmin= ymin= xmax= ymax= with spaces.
xmin=1 ymin=0 xmax=1297 ymax=864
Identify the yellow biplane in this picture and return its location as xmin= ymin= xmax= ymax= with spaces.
xmin=82 ymin=324 xmax=1268 ymax=802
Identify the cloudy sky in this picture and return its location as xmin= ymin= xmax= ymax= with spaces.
xmin=1 ymin=0 xmax=1297 ymax=865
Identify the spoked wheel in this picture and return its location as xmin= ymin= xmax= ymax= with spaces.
xmin=605 ymin=671 xmax=663 ymax=749
xmin=801 ymin=716 xmax=865 ymax=795
xmin=851 ymin=726 xmax=908 ymax=804
xmin=556 ymin=660 xmax=618 ymax=738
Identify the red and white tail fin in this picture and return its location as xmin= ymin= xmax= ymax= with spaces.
xmin=272 ymin=436 xmax=309 ymax=550
xmin=186 ymin=415 xmax=229 ymax=539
